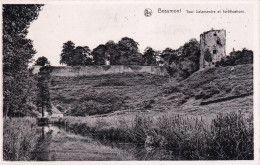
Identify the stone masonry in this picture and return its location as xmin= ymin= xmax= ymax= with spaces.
xmin=32 ymin=65 xmax=168 ymax=76
xmin=200 ymin=29 xmax=226 ymax=69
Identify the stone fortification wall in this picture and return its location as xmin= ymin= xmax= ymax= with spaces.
xmin=32 ymin=65 xmax=168 ymax=76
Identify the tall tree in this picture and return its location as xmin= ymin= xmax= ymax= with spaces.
xmin=128 ymin=52 xmax=143 ymax=65
xmin=35 ymin=56 xmax=50 ymax=66
xmin=143 ymin=47 xmax=157 ymax=66
xmin=175 ymin=39 xmax=200 ymax=79
xmin=36 ymin=67 xmax=52 ymax=117
xmin=160 ymin=39 xmax=200 ymax=79
xmin=105 ymin=40 xmax=119 ymax=65
xmin=73 ymin=46 xmax=92 ymax=66
xmin=60 ymin=40 xmax=75 ymax=65
xmin=60 ymin=42 xmax=93 ymax=66
xmin=181 ymin=38 xmax=200 ymax=62
xmin=3 ymin=4 xmax=43 ymax=117
xmin=161 ymin=48 xmax=175 ymax=65
xmin=92 ymin=44 xmax=107 ymax=65
xmin=117 ymin=37 xmax=140 ymax=65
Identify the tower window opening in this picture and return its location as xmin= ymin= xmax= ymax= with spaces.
xmin=216 ymin=37 xmax=222 ymax=46
xmin=214 ymin=33 xmax=217 ymax=36
xmin=213 ymin=50 xmax=217 ymax=54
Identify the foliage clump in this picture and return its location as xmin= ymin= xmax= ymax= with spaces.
xmin=216 ymin=48 xmax=253 ymax=67
xmin=3 ymin=4 xmax=43 ymax=117
xmin=35 ymin=56 xmax=50 ymax=66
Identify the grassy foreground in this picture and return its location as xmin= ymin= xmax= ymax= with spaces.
xmin=3 ymin=118 xmax=39 ymax=161
xmin=59 ymin=111 xmax=253 ymax=160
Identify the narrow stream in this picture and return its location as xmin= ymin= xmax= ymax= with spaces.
xmin=32 ymin=125 xmax=179 ymax=161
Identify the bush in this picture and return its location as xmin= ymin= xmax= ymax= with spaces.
xmin=164 ymin=39 xmax=200 ymax=80
xmin=138 ymin=99 xmax=155 ymax=109
xmin=67 ymin=92 xmax=127 ymax=116
xmin=216 ymin=48 xmax=253 ymax=67
xmin=163 ymin=84 xmax=180 ymax=94
xmin=195 ymin=87 xmax=220 ymax=100
xmin=94 ymin=79 xmax=127 ymax=87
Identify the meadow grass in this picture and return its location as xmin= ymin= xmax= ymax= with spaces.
xmin=3 ymin=117 xmax=39 ymax=161
xmin=59 ymin=111 xmax=253 ymax=160
xmin=50 ymin=65 xmax=253 ymax=117
xmin=162 ymin=64 xmax=253 ymax=105
xmin=50 ymin=73 xmax=169 ymax=116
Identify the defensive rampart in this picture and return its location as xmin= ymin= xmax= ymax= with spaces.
xmin=32 ymin=65 xmax=168 ymax=76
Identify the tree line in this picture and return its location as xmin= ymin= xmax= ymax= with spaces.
xmin=216 ymin=48 xmax=253 ymax=67
xmin=60 ymin=37 xmax=149 ymax=66
xmin=58 ymin=38 xmax=205 ymax=80
xmin=59 ymin=38 xmax=203 ymax=80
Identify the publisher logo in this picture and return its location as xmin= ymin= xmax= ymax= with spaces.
xmin=144 ymin=8 xmax=152 ymax=17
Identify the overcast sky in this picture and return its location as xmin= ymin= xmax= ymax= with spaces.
xmin=27 ymin=2 xmax=254 ymax=66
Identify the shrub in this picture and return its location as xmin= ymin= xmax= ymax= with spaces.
xmin=195 ymin=87 xmax=220 ymax=100
xmin=94 ymin=79 xmax=127 ymax=87
xmin=138 ymin=99 xmax=155 ymax=109
xmin=216 ymin=48 xmax=253 ymax=67
xmin=163 ymin=84 xmax=180 ymax=94
xmin=66 ymin=91 xmax=127 ymax=116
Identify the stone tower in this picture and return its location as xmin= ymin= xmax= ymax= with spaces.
xmin=200 ymin=29 xmax=226 ymax=69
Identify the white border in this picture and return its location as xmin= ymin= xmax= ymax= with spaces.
xmin=0 ymin=0 xmax=259 ymax=165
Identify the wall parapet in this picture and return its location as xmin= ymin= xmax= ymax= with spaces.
xmin=32 ymin=65 xmax=169 ymax=76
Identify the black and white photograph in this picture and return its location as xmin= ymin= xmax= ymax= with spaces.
xmin=1 ymin=0 xmax=259 ymax=163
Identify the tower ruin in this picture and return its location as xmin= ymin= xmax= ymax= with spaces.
xmin=200 ymin=29 xmax=226 ymax=69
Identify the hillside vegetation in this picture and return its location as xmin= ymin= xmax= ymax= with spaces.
xmin=3 ymin=118 xmax=39 ymax=160
xmin=49 ymin=64 xmax=253 ymax=116
xmin=161 ymin=64 xmax=253 ymax=104
xmin=59 ymin=111 xmax=253 ymax=160
xmin=50 ymin=73 xmax=170 ymax=116
xmin=144 ymin=64 xmax=252 ymax=117
xmin=48 ymin=64 xmax=253 ymax=160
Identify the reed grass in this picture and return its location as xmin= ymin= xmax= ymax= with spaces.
xmin=3 ymin=117 xmax=39 ymax=161
xmin=59 ymin=111 xmax=253 ymax=160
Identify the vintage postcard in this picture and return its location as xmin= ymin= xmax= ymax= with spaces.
xmin=1 ymin=0 xmax=259 ymax=164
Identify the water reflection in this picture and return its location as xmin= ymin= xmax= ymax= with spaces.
xmin=33 ymin=124 xmax=180 ymax=161
xmin=41 ymin=126 xmax=44 ymax=139
xmin=32 ymin=125 xmax=54 ymax=161
xmin=101 ymin=140 xmax=178 ymax=160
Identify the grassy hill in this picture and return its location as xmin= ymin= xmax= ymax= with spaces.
xmin=49 ymin=64 xmax=253 ymax=116
xmin=152 ymin=64 xmax=253 ymax=116
xmin=49 ymin=64 xmax=253 ymax=160
xmin=50 ymin=73 xmax=170 ymax=116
